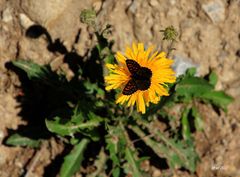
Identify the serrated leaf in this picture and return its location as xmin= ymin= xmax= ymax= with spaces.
xmin=169 ymin=153 xmax=182 ymax=168
xmin=176 ymin=76 xmax=214 ymax=97
xmin=125 ymin=148 xmax=142 ymax=177
xmin=131 ymin=121 xmax=199 ymax=172
xmin=199 ymin=90 xmax=233 ymax=110
xmin=80 ymin=128 xmax=100 ymax=141
xmin=6 ymin=133 xmax=41 ymax=148
xmin=45 ymin=116 xmax=101 ymax=137
xmin=84 ymin=80 xmax=104 ymax=96
xmin=106 ymin=142 xmax=119 ymax=165
xmin=106 ymin=126 xmax=123 ymax=166
xmin=208 ymin=71 xmax=218 ymax=86
xmin=12 ymin=60 xmax=48 ymax=79
xmin=60 ymin=138 xmax=89 ymax=177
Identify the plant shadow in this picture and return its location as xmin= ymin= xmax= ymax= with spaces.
xmin=4 ymin=24 xmax=105 ymax=176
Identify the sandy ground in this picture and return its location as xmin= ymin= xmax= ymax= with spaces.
xmin=0 ymin=0 xmax=240 ymax=176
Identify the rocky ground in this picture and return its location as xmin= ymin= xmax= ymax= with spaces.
xmin=0 ymin=0 xmax=239 ymax=176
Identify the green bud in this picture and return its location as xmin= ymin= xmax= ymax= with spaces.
xmin=160 ymin=26 xmax=178 ymax=41
xmin=80 ymin=9 xmax=97 ymax=26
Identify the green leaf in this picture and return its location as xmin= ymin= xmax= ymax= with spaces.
xmin=192 ymin=107 xmax=204 ymax=131
xmin=181 ymin=108 xmax=191 ymax=141
xmin=11 ymin=60 xmax=63 ymax=87
xmin=70 ymin=137 xmax=79 ymax=145
xmin=106 ymin=126 xmax=124 ymax=167
xmin=105 ymin=53 xmax=115 ymax=64
xmin=60 ymin=138 xmax=89 ymax=177
xmin=169 ymin=153 xmax=182 ymax=169
xmin=199 ymin=91 xmax=233 ymax=110
xmin=131 ymin=121 xmax=199 ymax=172
xmin=208 ymin=71 xmax=218 ymax=86
xmin=84 ymin=80 xmax=104 ymax=96
xmin=124 ymin=148 xmax=143 ymax=177
xmin=186 ymin=67 xmax=197 ymax=76
xmin=6 ymin=133 xmax=41 ymax=148
xmin=12 ymin=60 xmax=48 ymax=79
xmin=45 ymin=116 xmax=101 ymax=137
xmin=176 ymin=76 xmax=214 ymax=97
xmin=112 ymin=168 xmax=120 ymax=177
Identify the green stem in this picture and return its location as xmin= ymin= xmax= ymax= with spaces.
xmin=166 ymin=40 xmax=174 ymax=58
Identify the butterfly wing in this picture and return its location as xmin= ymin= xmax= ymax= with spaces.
xmin=126 ymin=59 xmax=140 ymax=74
xmin=122 ymin=79 xmax=138 ymax=95
xmin=136 ymin=67 xmax=152 ymax=79
xmin=134 ymin=67 xmax=152 ymax=91
xmin=135 ymin=79 xmax=151 ymax=91
xmin=124 ymin=60 xmax=152 ymax=94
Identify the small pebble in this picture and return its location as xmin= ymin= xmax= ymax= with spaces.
xmin=172 ymin=55 xmax=199 ymax=76
xmin=202 ymin=0 xmax=225 ymax=23
xmin=19 ymin=13 xmax=34 ymax=29
xmin=149 ymin=0 xmax=158 ymax=7
xmin=2 ymin=7 xmax=13 ymax=23
xmin=152 ymin=169 xmax=162 ymax=177
xmin=93 ymin=0 xmax=102 ymax=12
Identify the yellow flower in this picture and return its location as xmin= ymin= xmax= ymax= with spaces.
xmin=105 ymin=43 xmax=176 ymax=114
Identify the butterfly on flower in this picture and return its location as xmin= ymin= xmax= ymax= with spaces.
xmin=123 ymin=59 xmax=152 ymax=95
xmin=104 ymin=42 xmax=176 ymax=113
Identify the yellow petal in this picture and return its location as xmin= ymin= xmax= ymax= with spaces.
xmin=137 ymin=92 xmax=146 ymax=114
xmin=137 ymin=43 xmax=144 ymax=52
xmin=149 ymin=51 xmax=159 ymax=60
xmin=127 ymin=93 xmax=137 ymax=107
xmin=155 ymin=52 xmax=166 ymax=59
xmin=116 ymin=94 xmax=130 ymax=104
xmin=116 ymin=52 xmax=126 ymax=64
xmin=144 ymin=45 xmax=155 ymax=59
xmin=132 ymin=42 xmax=138 ymax=58
xmin=106 ymin=64 xmax=116 ymax=70
xmin=126 ymin=47 xmax=134 ymax=59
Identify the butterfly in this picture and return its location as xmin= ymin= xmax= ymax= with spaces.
xmin=122 ymin=59 xmax=152 ymax=95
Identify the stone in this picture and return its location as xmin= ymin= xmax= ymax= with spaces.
xmin=172 ymin=55 xmax=199 ymax=76
xmin=152 ymin=169 xmax=162 ymax=177
xmin=202 ymin=0 xmax=225 ymax=23
xmin=149 ymin=0 xmax=159 ymax=7
xmin=128 ymin=0 xmax=138 ymax=14
xmin=0 ymin=24 xmax=19 ymax=70
xmin=20 ymin=0 xmax=71 ymax=26
xmin=19 ymin=13 xmax=34 ymax=29
xmin=169 ymin=0 xmax=176 ymax=5
xmin=132 ymin=1 xmax=153 ymax=42
xmin=18 ymin=37 xmax=54 ymax=65
xmin=50 ymin=55 xmax=64 ymax=71
xmin=0 ymin=94 xmax=21 ymax=130
xmin=20 ymin=0 xmax=91 ymax=52
xmin=93 ymin=0 xmax=103 ymax=12
xmin=2 ymin=7 xmax=13 ymax=23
